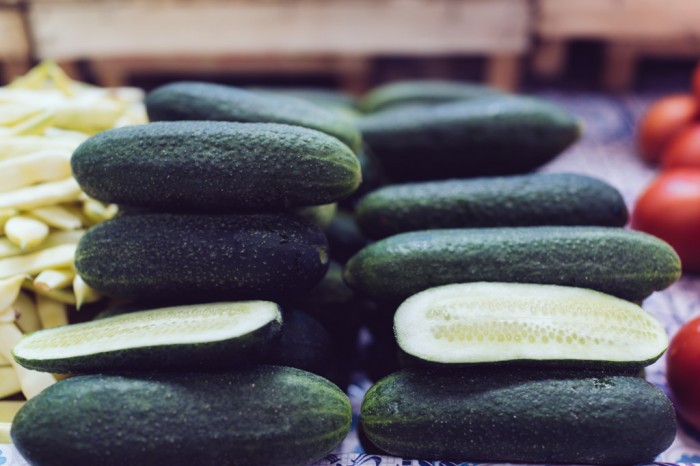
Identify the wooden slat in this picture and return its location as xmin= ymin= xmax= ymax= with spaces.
xmin=29 ymin=0 xmax=529 ymax=59
xmin=537 ymin=0 xmax=700 ymax=41
xmin=0 ymin=9 xmax=28 ymax=59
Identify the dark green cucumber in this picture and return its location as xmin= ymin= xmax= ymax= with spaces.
xmin=355 ymin=173 xmax=628 ymax=239
xmin=343 ymin=226 xmax=681 ymax=303
xmin=75 ymin=213 xmax=329 ymax=301
xmin=360 ymin=80 xmax=501 ymax=113
xmin=356 ymin=95 xmax=580 ymax=181
xmin=326 ymin=210 xmax=369 ymax=263
xmin=145 ymin=81 xmax=362 ymax=153
xmin=250 ymin=87 xmax=361 ymax=118
xmin=361 ymin=368 xmax=675 ymax=464
xmin=338 ymin=148 xmax=386 ymax=208
xmin=393 ymin=282 xmax=668 ymax=371
xmin=71 ymin=121 xmax=361 ymax=213
xmin=265 ymin=308 xmax=335 ymax=378
xmin=13 ymin=301 xmax=281 ymax=373
xmin=12 ymin=366 xmax=351 ymax=466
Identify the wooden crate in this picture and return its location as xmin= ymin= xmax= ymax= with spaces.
xmin=0 ymin=2 xmax=31 ymax=84
xmin=534 ymin=0 xmax=700 ymax=90
xmin=27 ymin=0 xmax=530 ymax=91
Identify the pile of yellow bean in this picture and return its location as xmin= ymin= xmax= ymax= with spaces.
xmin=0 ymin=62 xmax=146 ymax=431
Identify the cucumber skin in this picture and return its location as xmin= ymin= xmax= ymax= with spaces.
xmin=344 ymin=226 xmax=681 ymax=303
xmin=13 ymin=311 xmax=281 ymax=373
xmin=356 ymin=95 xmax=580 ymax=181
xmin=360 ymin=80 xmax=501 ymax=113
xmin=71 ymin=121 xmax=361 ymax=213
xmin=75 ymin=213 xmax=329 ymax=302
xmin=145 ymin=82 xmax=362 ymax=153
xmin=11 ymin=366 xmax=351 ymax=466
xmin=361 ymin=369 xmax=676 ymax=464
xmin=355 ymin=173 xmax=628 ymax=239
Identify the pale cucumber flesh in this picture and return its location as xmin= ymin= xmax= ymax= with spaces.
xmin=13 ymin=301 xmax=281 ymax=361
xmin=394 ymin=282 xmax=667 ymax=366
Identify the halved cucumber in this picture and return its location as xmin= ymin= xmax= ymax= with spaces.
xmin=394 ymin=282 xmax=668 ymax=369
xmin=13 ymin=301 xmax=282 ymax=373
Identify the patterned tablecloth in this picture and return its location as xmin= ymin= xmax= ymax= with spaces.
xmin=2 ymin=92 xmax=700 ymax=466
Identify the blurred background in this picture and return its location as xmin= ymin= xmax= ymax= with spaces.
xmin=1 ymin=0 xmax=699 ymax=93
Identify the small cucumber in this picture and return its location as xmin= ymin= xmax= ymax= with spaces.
xmin=360 ymin=80 xmax=501 ymax=113
xmin=344 ymin=226 xmax=681 ymax=303
xmin=145 ymin=81 xmax=362 ymax=153
xmin=361 ymin=368 xmax=676 ymax=464
xmin=355 ymin=173 xmax=628 ymax=239
xmin=394 ymin=282 xmax=667 ymax=370
xmin=13 ymin=301 xmax=281 ymax=373
xmin=12 ymin=367 xmax=351 ymax=466
xmin=357 ymin=95 xmax=580 ymax=181
xmin=76 ymin=212 xmax=329 ymax=301
xmin=71 ymin=121 xmax=361 ymax=213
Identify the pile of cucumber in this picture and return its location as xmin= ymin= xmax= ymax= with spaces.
xmin=6 ymin=79 xmax=683 ymax=466
xmin=9 ymin=85 xmax=371 ymax=466
xmin=343 ymin=81 xmax=682 ymax=464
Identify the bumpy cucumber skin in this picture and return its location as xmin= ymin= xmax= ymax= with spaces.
xmin=13 ymin=310 xmax=282 ymax=373
xmin=71 ymin=121 xmax=361 ymax=213
xmin=361 ymin=368 xmax=676 ymax=465
xmin=344 ymin=226 xmax=681 ymax=303
xmin=11 ymin=366 xmax=352 ymax=466
xmin=360 ymin=80 xmax=501 ymax=113
xmin=145 ymin=82 xmax=362 ymax=153
xmin=356 ymin=95 xmax=580 ymax=181
xmin=75 ymin=213 xmax=329 ymax=301
xmin=355 ymin=173 xmax=628 ymax=239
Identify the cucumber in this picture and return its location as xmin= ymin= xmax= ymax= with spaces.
xmin=265 ymin=308 xmax=335 ymax=379
xmin=145 ymin=81 xmax=362 ymax=153
xmin=361 ymin=368 xmax=676 ymax=464
xmin=356 ymin=95 xmax=580 ymax=181
xmin=12 ymin=301 xmax=281 ymax=373
xmin=394 ymin=282 xmax=667 ymax=370
xmin=76 ymin=212 xmax=329 ymax=301
xmin=295 ymin=203 xmax=337 ymax=230
xmin=355 ymin=173 xmax=628 ymax=239
xmin=360 ymin=80 xmax=501 ymax=113
xmin=344 ymin=226 xmax=681 ymax=303
xmin=11 ymin=366 xmax=351 ymax=466
xmin=326 ymin=210 xmax=369 ymax=263
xmin=71 ymin=121 xmax=361 ymax=213
xmin=250 ymin=87 xmax=361 ymax=118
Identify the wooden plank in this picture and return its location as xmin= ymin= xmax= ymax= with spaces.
xmin=29 ymin=0 xmax=529 ymax=59
xmin=537 ymin=0 xmax=700 ymax=41
xmin=0 ymin=9 xmax=28 ymax=59
xmin=485 ymin=53 xmax=520 ymax=91
xmin=0 ymin=7 xmax=30 ymax=84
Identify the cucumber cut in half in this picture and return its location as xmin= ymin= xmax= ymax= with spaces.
xmin=12 ymin=301 xmax=282 ymax=373
xmin=394 ymin=282 xmax=668 ymax=370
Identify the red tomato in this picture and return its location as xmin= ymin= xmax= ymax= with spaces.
xmin=693 ymin=62 xmax=700 ymax=101
xmin=637 ymin=95 xmax=698 ymax=164
xmin=667 ymin=315 xmax=700 ymax=432
xmin=631 ymin=169 xmax=700 ymax=272
xmin=662 ymin=123 xmax=700 ymax=169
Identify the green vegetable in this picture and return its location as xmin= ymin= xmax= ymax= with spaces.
xmin=355 ymin=173 xmax=627 ymax=239
xmin=265 ymin=308 xmax=335 ymax=378
xmin=12 ymin=367 xmax=351 ymax=466
xmin=360 ymin=80 xmax=501 ymax=113
xmin=394 ymin=282 xmax=667 ymax=370
xmin=76 ymin=212 xmax=329 ymax=301
xmin=361 ymin=368 xmax=676 ymax=464
xmin=145 ymin=81 xmax=362 ymax=153
xmin=71 ymin=121 xmax=360 ymax=213
xmin=356 ymin=95 xmax=580 ymax=181
xmin=344 ymin=226 xmax=681 ymax=303
xmin=13 ymin=301 xmax=281 ymax=373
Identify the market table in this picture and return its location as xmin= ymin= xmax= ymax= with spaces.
xmin=1 ymin=91 xmax=700 ymax=466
